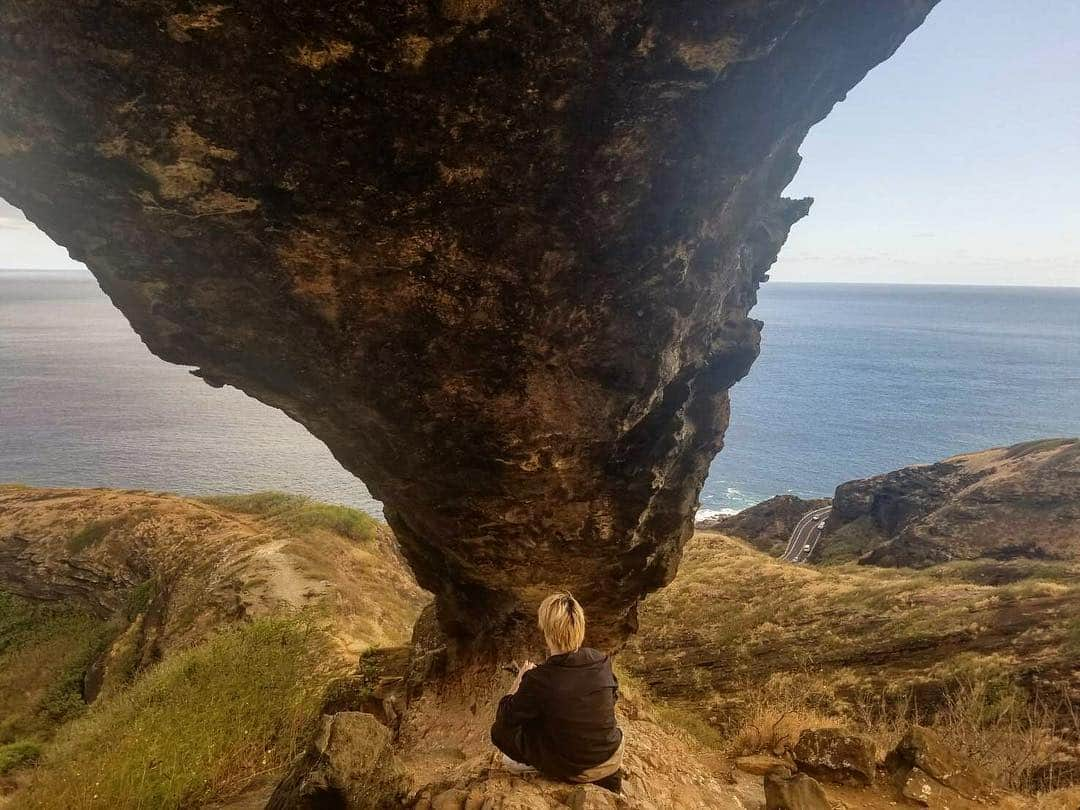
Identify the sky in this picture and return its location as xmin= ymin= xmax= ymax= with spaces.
xmin=1 ymin=0 xmax=1078 ymax=286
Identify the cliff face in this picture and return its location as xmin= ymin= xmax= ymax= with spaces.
xmin=701 ymin=493 xmax=830 ymax=555
xmin=829 ymin=438 xmax=1080 ymax=567
xmin=0 ymin=1 xmax=938 ymax=648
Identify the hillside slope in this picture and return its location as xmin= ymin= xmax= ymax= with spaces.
xmin=624 ymin=531 xmax=1080 ymax=795
xmin=0 ymin=486 xmax=426 ymax=659
xmin=628 ymin=532 xmax=1080 ymax=697
xmin=828 ymin=438 xmax=1080 ymax=566
xmin=0 ymin=485 xmax=428 ymax=806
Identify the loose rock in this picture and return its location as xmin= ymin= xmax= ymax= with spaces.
xmin=734 ymin=754 xmax=794 ymax=777
xmin=763 ymin=772 xmax=830 ymax=810
xmin=885 ymin=726 xmax=996 ymax=803
xmin=793 ymin=728 xmax=876 ymax=786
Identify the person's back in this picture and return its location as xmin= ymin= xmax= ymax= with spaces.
xmin=490 ymin=594 xmax=624 ymax=792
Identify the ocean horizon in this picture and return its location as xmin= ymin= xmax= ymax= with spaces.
xmin=2 ymin=268 xmax=1079 ymax=518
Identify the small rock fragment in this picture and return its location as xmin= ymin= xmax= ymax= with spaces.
xmin=734 ymin=754 xmax=794 ymax=777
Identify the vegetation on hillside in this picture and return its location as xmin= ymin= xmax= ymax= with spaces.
xmin=631 ymin=532 xmax=1080 ymax=692
xmin=200 ymin=491 xmax=380 ymax=544
xmin=0 ymin=486 xmax=429 ymax=807
xmin=0 ymin=592 xmax=114 ymax=773
xmin=626 ymin=532 xmax=1080 ymax=797
xmin=13 ymin=617 xmax=335 ymax=810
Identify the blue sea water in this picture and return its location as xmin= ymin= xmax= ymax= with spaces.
xmin=2 ymin=270 xmax=1079 ymax=516
xmin=702 ymin=282 xmax=1080 ymax=515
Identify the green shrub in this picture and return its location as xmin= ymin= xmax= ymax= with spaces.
xmin=1066 ymin=619 xmax=1080 ymax=656
xmin=125 ymin=578 xmax=158 ymax=620
xmin=0 ymin=592 xmax=111 ymax=743
xmin=0 ymin=591 xmax=39 ymax=655
xmin=0 ymin=740 xmax=42 ymax=775
xmin=15 ymin=617 xmax=331 ymax=810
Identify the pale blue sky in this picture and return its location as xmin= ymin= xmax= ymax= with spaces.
xmin=776 ymin=0 xmax=1080 ymax=286
xmin=1 ymin=0 xmax=1078 ymax=285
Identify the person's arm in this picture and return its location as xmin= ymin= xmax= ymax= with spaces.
xmin=495 ymin=664 xmax=544 ymax=729
xmin=508 ymin=660 xmax=535 ymax=695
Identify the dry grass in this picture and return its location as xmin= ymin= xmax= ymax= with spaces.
xmin=626 ymin=533 xmax=1080 ymax=797
xmin=721 ymin=675 xmax=844 ymax=758
xmin=691 ymin=666 xmax=1077 ymax=796
xmin=927 ymin=674 xmax=1079 ymax=794
xmin=631 ymin=533 xmax=1080 ymax=700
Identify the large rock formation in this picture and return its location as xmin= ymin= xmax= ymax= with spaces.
xmin=0 ymin=1 xmax=938 ymax=649
xmin=829 ymin=438 xmax=1080 ymax=567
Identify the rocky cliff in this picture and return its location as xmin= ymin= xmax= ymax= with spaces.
xmin=0 ymin=1 xmax=939 ymax=648
xmin=700 ymin=493 xmax=830 ymax=556
xmin=828 ymin=438 xmax=1080 ymax=567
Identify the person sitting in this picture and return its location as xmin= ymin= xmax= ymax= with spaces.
xmin=490 ymin=592 xmax=625 ymax=793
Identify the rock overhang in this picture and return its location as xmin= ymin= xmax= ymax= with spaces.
xmin=0 ymin=0 xmax=939 ymax=650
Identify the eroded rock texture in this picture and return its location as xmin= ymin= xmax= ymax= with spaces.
xmin=0 ymin=1 xmax=938 ymax=649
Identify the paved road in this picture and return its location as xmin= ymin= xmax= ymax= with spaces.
xmin=781 ymin=505 xmax=832 ymax=564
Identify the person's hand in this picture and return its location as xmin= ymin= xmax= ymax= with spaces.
xmin=509 ymin=660 xmax=536 ymax=694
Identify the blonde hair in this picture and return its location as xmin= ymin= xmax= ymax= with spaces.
xmin=538 ymin=592 xmax=586 ymax=654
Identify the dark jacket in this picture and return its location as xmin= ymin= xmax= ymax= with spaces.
xmin=490 ymin=647 xmax=622 ymax=780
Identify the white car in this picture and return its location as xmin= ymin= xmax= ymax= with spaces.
xmin=817 ymin=520 xmax=827 ymax=530
xmin=802 ymin=543 xmax=812 ymax=554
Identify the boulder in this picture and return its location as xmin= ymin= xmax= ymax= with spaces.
xmin=763 ymin=773 xmax=829 ymax=810
xmin=894 ymin=766 xmax=941 ymax=806
xmin=266 ymin=711 xmax=404 ymax=809
xmin=884 ymin=726 xmax=996 ymax=804
xmin=792 ymin=728 xmax=876 ymax=786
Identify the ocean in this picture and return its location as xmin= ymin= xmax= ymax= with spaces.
xmin=2 ymin=270 xmax=1079 ymax=517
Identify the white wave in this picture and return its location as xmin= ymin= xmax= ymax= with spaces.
xmin=695 ymin=507 xmax=741 ymax=522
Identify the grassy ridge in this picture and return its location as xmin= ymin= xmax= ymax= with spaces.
xmin=200 ymin=491 xmax=379 ymax=543
xmin=0 ymin=486 xmax=427 ymax=807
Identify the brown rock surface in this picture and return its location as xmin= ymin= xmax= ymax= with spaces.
xmin=792 ymin=728 xmax=876 ymax=787
xmin=829 ymin=438 xmax=1080 ymax=567
xmin=885 ymin=726 xmax=997 ymax=804
xmin=763 ymin=772 xmax=829 ymax=810
xmin=0 ymin=1 xmax=938 ymax=649
xmin=266 ymin=711 xmax=405 ymax=810
xmin=735 ymin=754 xmax=795 ymax=777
